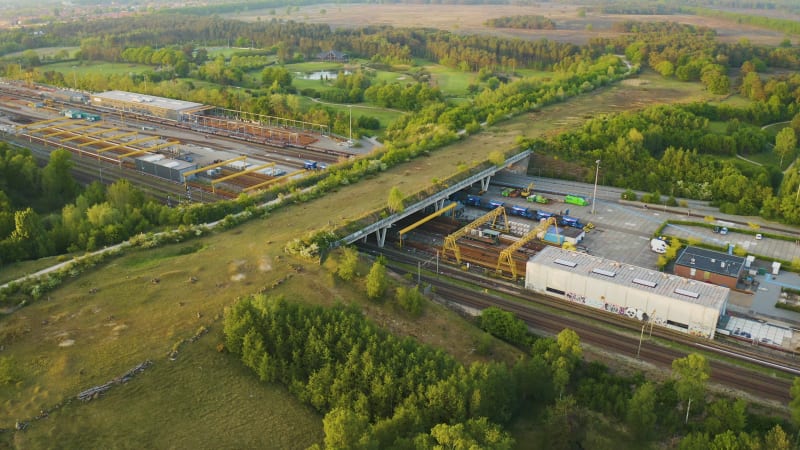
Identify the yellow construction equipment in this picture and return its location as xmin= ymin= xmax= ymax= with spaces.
xmin=242 ymin=169 xmax=306 ymax=192
xmin=211 ymin=162 xmax=276 ymax=193
xmin=397 ymin=202 xmax=456 ymax=248
xmin=442 ymin=207 xmax=509 ymax=263
xmin=521 ymin=182 xmax=534 ymax=198
xmin=496 ymin=216 xmax=557 ymax=280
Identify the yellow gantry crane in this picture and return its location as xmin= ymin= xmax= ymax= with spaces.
xmin=210 ymin=162 xmax=276 ymax=193
xmin=182 ymin=156 xmax=248 ymax=187
xmin=442 ymin=206 xmax=509 ymax=263
xmin=496 ymin=216 xmax=557 ymax=280
xmin=62 ymin=127 xmax=118 ymax=142
xmin=242 ymin=169 xmax=306 ymax=192
xmin=397 ymin=202 xmax=456 ymax=248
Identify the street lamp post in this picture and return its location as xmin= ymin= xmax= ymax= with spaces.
xmin=348 ymin=105 xmax=352 ymax=146
xmin=591 ymin=159 xmax=600 ymax=215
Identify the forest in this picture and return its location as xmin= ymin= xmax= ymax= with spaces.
xmin=224 ymin=292 xmax=795 ymax=449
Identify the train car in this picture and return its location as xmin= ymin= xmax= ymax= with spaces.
xmin=487 ymin=199 xmax=505 ymax=209
xmin=560 ymin=215 xmax=582 ymax=228
xmin=466 ymin=195 xmax=482 ymax=207
xmin=536 ymin=210 xmax=555 ymax=221
xmin=564 ymin=194 xmax=589 ymax=206
xmin=511 ymin=205 xmax=531 ymax=217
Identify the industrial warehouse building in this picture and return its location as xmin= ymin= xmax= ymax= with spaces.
xmin=90 ymin=91 xmax=212 ymax=121
xmin=525 ymin=246 xmax=729 ymax=338
xmin=673 ymin=246 xmax=745 ymax=289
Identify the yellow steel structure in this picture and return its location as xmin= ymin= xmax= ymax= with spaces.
xmin=117 ymin=139 xmax=179 ymax=158
xmin=141 ymin=141 xmax=180 ymax=153
xmin=118 ymin=148 xmax=155 ymax=159
xmin=182 ymin=156 xmax=248 ymax=179
xmin=62 ymin=127 xmax=118 ymax=142
xmin=496 ymin=217 xmax=557 ymax=280
xmin=19 ymin=117 xmax=71 ymax=129
xmin=441 ymin=206 xmax=509 ymax=263
xmin=79 ymin=131 xmax=137 ymax=147
xmin=43 ymin=123 xmax=98 ymax=138
xmin=397 ymin=202 xmax=456 ymax=248
xmin=243 ymin=169 xmax=306 ymax=192
xmin=98 ymin=136 xmax=159 ymax=153
xmin=211 ymin=162 xmax=276 ymax=193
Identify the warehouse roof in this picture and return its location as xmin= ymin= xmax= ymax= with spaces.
xmin=530 ymin=246 xmax=729 ymax=311
xmin=92 ymin=91 xmax=204 ymax=113
xmin=674 ymin=246 xmax=745 ymax=278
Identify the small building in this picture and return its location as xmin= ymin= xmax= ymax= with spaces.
xmin=525 ymin=246 xmax=729 ymax=338
xmin=316 ymin=50 xmax=349 ymax=62
xmin=673 ymin=246 xmax=745 ymax=289
xmin=135 ymin=154 xmax=197 ymax=183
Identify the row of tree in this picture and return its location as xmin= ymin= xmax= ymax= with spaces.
xmin=528 ymin=94 xmax=800 ymax=219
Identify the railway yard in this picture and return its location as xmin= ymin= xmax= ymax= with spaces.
xmin=4 ymin=80 xmax=800 ymax=407
xmin=0 ymin=82 xmax=363 ymax=202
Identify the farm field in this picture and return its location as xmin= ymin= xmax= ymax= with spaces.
xmin=226 ymin=3 xmax=790 ymax=45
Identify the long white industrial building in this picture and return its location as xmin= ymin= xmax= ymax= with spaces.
xmin=525 ymin=246 xmax=729 ymax=338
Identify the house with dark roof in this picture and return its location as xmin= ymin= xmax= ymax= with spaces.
xmin=316 ymin=50 xmax=349 ymax=62
xmin=673 ymin=246 xmax=745 ymax=289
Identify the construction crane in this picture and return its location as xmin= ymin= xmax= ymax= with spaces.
xmin=442 ymin=206 xmax=509 ymax=263
xmin=242 ymin=169 xmax=307 ymax=192
xmin=496 ymin=216 xmax=557 ymax=280
xmin=397 ymin=202 xmax=456 ymax=248
xmin=211 ymin=162 xmax=276 ymax=193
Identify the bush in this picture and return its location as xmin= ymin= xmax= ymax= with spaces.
xmin=478 ymin=307 xmax=529 ymax=346
xmin=621 ymin=190 xmax=637 ymax=201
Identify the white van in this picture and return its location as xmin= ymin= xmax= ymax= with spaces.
xmin=650 ymin=238 xmax=667 ymax=254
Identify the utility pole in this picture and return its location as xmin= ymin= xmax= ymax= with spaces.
xmin=637 ymin=322 xmax=646 ymax=358
xmin=591 ymin=159 xmax=600 ymax=215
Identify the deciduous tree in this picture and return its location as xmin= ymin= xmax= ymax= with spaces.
xmin=775 ymin=127 xmax=797 ymax=168
xmin=365 ymin=260 xmax=387 ymax=300
xmin=672 ymin=353 xmax=710 ymax=423
xmin=387 ymin=186 xmax=404 ymax=213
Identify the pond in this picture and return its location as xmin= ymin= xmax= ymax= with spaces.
xmin=295 ymin=70 xmax=350 ymax=80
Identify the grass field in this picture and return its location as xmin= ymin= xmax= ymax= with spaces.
xmin=3 ymin=47 xmax=79 ymax=59
xmin=44 ymin=61 xmax=155 ymax=77
xmin=423 ymin=64 xmax=476 ymax=97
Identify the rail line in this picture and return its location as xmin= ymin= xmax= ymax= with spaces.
xmin=367 ymin=244 xmax=796 ymax=404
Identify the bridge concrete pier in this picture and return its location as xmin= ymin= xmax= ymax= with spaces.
xmin=375 ymin=227 xmax=388 ymax=247
xmin=479 ymin=176 xmax=492 ymax=192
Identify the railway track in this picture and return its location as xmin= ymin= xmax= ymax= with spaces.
xmin=0 ymin=84 xmax=350 ymax=166
xmin=366 ymin=244 xmax=796 ymax=404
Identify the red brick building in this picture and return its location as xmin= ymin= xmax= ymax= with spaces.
xmin=673 ymin=246 xmax=744 ymax=289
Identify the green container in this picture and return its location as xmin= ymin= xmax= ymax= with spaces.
xmin=758 ymin=267 xmax=766 ymax=275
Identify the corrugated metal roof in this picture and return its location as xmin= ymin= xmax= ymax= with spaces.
xmin=530 ymin=246 xmax=729 ymax=311
xmin=92 ymin=90 xmax=204 ymax=112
